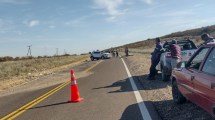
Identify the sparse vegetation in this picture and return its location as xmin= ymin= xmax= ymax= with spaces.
xmin=113 ymin=25 xmax=215 ymax=51
xmin=0 ymin=55 xmax=89 ymax=81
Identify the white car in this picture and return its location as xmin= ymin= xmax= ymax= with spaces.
xmin=90 ymin=51 xmax=111 ymax=61
xmin=158 ymin=39 xmax=197 ymax=81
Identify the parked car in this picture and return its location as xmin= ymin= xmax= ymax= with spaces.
xmin=159 ymin=39 xmax=197 ymax=81
xmin=90 ymin=51 xmax=111 ymax=61
xmin=172 ymin=43 xmax=215 ymax=117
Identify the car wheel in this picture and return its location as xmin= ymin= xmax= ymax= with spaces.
xmin=101 ymin=56 xmax=105 ymax=59
xmin=172 ymin=80 xmax=186 ymax=104
xmin=161 ymin=68 xmax=170 ymax=81
xmin=90 ymin=56 xmax=94 ymax=61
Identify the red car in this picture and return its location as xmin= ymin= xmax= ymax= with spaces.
xmin=172 ymin=43 xmax=215 ymax=117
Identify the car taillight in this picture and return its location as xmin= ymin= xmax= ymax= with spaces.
xmin=165 ymin=53 xmax=171 ymax=58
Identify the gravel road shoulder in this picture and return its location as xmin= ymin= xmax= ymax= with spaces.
xmin=123 ymin=53 xmax=214 ymax=120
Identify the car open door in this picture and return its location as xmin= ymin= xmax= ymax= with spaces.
xmin=183 ymin=47 xmax=210 ymax=102
xmin=193 ymin=48 xmax=215 ymax=115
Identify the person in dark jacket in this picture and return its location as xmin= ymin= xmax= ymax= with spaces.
xmin=116 ymin=51 xmax=119 ymax=57
xmin=170 ymin=39 xmax=181 ymax=71
xmin=148 ymin=38 xmax=163 ymax=80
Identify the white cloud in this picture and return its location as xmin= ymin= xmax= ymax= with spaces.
xmin=49 ymin=25 xmax=56 ymax=29
xmin=157 ymin=17 xmax=215 ymax=33
xmin=65 ymin=16 xmax=89 ymax=27
xmin=25 ymin=20 xmax=40 ymax=27
xmin=141 ymin=0 xmax=153 ymax=5
xmin=93 ymin=0 xmax=125 ymax=21
xmin=0 ymin=0 xmax=29 ymax=4
xmin=148 ymin=10 xmax=195 ymax=18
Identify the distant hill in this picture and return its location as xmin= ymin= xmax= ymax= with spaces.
xmin=161 ymin=25 xmax=215 ymax=38
xmin=115 ymin=24 xmax=215 ymax=50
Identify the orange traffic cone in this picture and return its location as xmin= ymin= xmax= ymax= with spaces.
xmin=69 ymin=70 xmax=84 ymax=103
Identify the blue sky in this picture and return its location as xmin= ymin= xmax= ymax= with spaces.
xmin=0 ymin=0 xmax=215 ymax=57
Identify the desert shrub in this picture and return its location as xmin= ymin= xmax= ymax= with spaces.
xmin=0 ymin=55 xmax=88 ymax=80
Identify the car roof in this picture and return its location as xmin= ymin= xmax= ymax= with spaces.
xmin=163 ymin=39 xmax=193 ymax=44
xmin=200 ymin=43 xmax=215 ymax=47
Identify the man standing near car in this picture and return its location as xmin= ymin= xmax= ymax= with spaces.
xmin=148 ymin=38 xmax=163 ymax=80
xmin=170 ymin=39 xmax=181 ymax=71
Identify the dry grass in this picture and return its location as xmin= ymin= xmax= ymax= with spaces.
xmin=0 ymin=55 xmax=89 ymax=81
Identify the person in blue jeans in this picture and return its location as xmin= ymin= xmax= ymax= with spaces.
xmin=148 ymin=38 xmax=163 ymax=80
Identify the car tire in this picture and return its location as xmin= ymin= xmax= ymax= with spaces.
xmin=101 ymin=56 xmax=105 ymax=59
xmin=172 ymin=80 xmax=186 ymax=104
xmin=161 ymin=68 xmax=170 ymax=81
xmin=90 ymin=56 xmax=94 ymax=61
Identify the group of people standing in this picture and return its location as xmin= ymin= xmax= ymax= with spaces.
xmin=148 ymin=33 xmax=214 ymax=80
xmin=112 ymin=51 xmax=119 ymax=57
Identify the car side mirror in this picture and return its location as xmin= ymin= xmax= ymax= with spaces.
xmin=176 ymin=61 xmax=186 ymax=70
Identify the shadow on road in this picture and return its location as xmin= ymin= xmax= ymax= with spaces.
xmin=121 ymin=101 xmax=162 ymax=120
xmin=152 ymin=99 xmax=214 ymax=120
xmin=29 ymin=101 xmax=69 ymax=110
xmin=93 ymin=73 xmax=171 ymax=93
xmin=93 ymin=77 xmax=142 ymax=93
xmin=120 ymin=103 xmax=143 ymax=120
xmin=137 ymin=73 xmax=171 ymax=90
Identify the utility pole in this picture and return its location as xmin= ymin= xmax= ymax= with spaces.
xmin=44 ymin=46 xmax=47 ymax=56
xmin=56 ymin=48 xmax=58 ymax=56
xmin=27 ymin=45 xmax=32 ymax=57
xmin=64 ymin=49 xmax=67 ymax=54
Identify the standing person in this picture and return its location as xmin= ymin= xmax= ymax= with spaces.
xmin=116 ymin=51 xmax=119 ymax=57
xmin=201 ymin=33 xmax=215 ymax=45
xmin=112 ymin=51 xmax=115 ymax=57
xmin=170 ymin=39 xmax=181 ymax=72
xmin=148 ymin=38 xmax=163 ymax=80
xmin=125 ymin=46 xmax=129 ymax=56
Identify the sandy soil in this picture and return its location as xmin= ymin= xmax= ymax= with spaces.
xmin=124 ymin=53 xmax=214 ymax=120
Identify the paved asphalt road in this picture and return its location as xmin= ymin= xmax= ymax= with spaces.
xmin=0 ymin=57 xmax=160 ymax=120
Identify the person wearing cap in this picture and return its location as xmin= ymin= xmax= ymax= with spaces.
xmin=148 ymin=38 xmax=163 ymax=80
xmin=170 ymin=39 xmax=181 ymax=71
xmin=201 ymin=33 xmax=215 ymax=45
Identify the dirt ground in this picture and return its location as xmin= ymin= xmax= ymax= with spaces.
xmin=0 ymin=55 xmax=89 ymax=92
xmin=0 ymin=60 xmax=101 ymax=97
xmin=124 ymin=53 xmax=214 ymax=120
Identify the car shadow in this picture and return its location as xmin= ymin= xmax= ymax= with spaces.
xmin=120 ymin=101 xmax=162 ymax=120
xmin=120 ymin=102 xmax=143 ymax=120
xmin=121 ymin=99 xmax=214 ymax=120
xmin=151 ymin=99 xmax=214 ymax=120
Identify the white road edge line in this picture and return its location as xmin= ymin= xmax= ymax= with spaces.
xmin=121 ymin=57 xmax=152 ymax=120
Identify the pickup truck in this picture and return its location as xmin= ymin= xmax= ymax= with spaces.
xmin=159 ymin=39 xmax=197 ymax=81
xmin=90 ymin=51 xmax=111 ymax=61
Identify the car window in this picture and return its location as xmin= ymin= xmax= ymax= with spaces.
xmin=202 ymin=48 xmax=215 ymax=75
xmin=187 ymin=47 xmax=210 ymax=70
xmin=94 ymin=52 xmax=100 ymax=54
xmin=163 ymin=40 xmax=197 ymax=51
